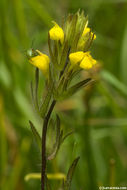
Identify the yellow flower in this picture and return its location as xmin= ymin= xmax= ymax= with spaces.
xmin=82 ymin=27 xmax=96 ymax=40
xmin=69 ymin=51 xmax=96 ymax=70
xmin=69 ymin=51 xmax=85 ymax=65
xmin=29 ymin=50 xmax=50 ymax=75
xmin=49 ymin=22 xmax=64 ymax=44
xmin=80 ymin=52 xmax=97 ymax=69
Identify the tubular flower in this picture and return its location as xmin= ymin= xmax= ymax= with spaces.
xmin=69 ymin=51 xmax=97 ymax=70
xmin=82 ymin=27 xmax=96 ymax=40
xmin=49 ymin=22 xmax=64 ymax=44
xmin=29 ymin=50 xmax=50 ymax=75
xmin=69 ymin=51 xmax=85 ymax=65
xmin=80 ymin=52 xmax=97 ymax=69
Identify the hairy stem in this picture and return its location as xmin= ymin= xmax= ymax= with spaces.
xmin=41 ymin=100 xmax=56 ymax=190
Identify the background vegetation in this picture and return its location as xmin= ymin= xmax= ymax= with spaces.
xmin=0 ymin=0 xmax=127 ymax=189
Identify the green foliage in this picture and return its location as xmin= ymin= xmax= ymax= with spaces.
xmin=64 ymin=157 xmax=80 ymax=190
xmin=47 ymin=115 xmax=74 ymax=161
xmin=29 ymin=120 xmax=41 ymax=151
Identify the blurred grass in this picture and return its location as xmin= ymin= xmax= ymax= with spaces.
xmin=0 ymin=0 xmax=127 ymax=189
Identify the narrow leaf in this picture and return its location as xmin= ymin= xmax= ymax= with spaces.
xmin=35 ymin=68 xmax=39 ymax=109
xmin=29 ymin=120 xmax=41 ymax=150
xmin=61 ymin=130 xmax=74 ymax=144
xmin=60 ymin=41 xmax=69 ymax=69
xmin=120 ymin=24 xmax=127 ymax=84
xmin=101 ymin=70 xmax=127 ymax=96
xmin=47 ymin=115 xmax=61 ymax=160
xmin=69 ymin=78 xmax=92 ymax=93
xmin=63 ymin=78 xmax=94 ymax=99
xmin=64 ymin=157 xmax=80 ymax=190
xmin=40 ymin=86 xmax=53 ymax=118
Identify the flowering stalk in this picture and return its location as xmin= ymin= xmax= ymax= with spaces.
xmin=26 ymin=10 xmax=98 ymax=190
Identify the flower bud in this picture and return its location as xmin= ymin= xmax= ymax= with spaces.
xmin=78 ymin=27 xmax=96 ymax=50
xmin=49 ymin=22 xmax=64 ymax=44
xmin=29 ymin=50 xmax=50 ymax=75
xmin=82 ymin=27 xmax=96 ymax=40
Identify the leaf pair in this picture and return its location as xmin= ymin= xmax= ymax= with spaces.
xmin=47 ymin=115 xmax=74 ymax=160
xmin=29 ymin=115 xmax=74 ymax=157
xmin=29 ymin=120 xmax=41 ymax=151
xmin=31 ymin=68 xmax=54 ymax=118
xmin=56 ymin=78 xmax=94 ymax=100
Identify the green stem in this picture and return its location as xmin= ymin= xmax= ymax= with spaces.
xmin=41 ymin=100 xmax=56 ymax=190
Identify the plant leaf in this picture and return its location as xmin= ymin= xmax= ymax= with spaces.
xmin=60 ymin=41 xmax=69 ymax=69
xmin=101 ymin=70 xmax=127 ymax=96
xmin=35 ymin=68 xmax=39 ymax=109
xmin=64 ymin=157 xmax=80 ymax=190
xmin=61 ymin=78 xmax=94 ymax=100
xmin=61 ymin=130 xmax=74 ymax=145
xmin=29 ymin=120 xmax=41 ymax=151
xmin=47 ymin=115 xmax=61 ymax=160
xmin=40 ymin=85 xmax=53 ymax=118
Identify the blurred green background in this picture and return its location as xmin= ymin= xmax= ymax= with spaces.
xmin=0 ymin=0 xmax=127 ymax=189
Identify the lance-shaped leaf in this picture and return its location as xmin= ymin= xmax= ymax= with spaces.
xmin=62 ymin=69 xmax=80 ymax=92
xmin=47 ymin=115 xmax=61 ymax=160
xmin=60 ymin=41 xmax=69 ymax=69
xmin=58 ymin=78 xmax=94 ymax=100
xmin=59 ymin=46 xmax=71 ymax=79
xmin=60 ymin=130 xmax=74 ymax=145
xmin=40 ymin=85 xmax=53 ymax=118
xmin=30 ymin=69 xmax=40 ymax=113
xmin=29 ymin=120 xmax=41 ymax=151
xmin=35 ymin=68 xmax=39 ymax=109
xmin=64 ymin=157 xmax=80 ymax=190
xmin=69 ymin=14 xmax=78 ymax=45
xmin=67 ymin=78 xmax=93 ymax=95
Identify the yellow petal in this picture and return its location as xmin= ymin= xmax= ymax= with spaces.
xmin=49 ymin=22 xmax=64 ymax=44
xmin=69 ymin=51 xmax=85 ymax=65
xmin=29 ymin=51 xmax=50 ymax=75
xmin=80 ymin=52 xmax=96 ymax=69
